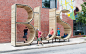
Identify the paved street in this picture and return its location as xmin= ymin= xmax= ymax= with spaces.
xmin=1 ymin=43 xmax=86 ymax=54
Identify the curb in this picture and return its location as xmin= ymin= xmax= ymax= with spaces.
xmin=0 ymin=41 xmax=86 ymax=53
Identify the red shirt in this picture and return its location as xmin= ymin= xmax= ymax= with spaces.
xmin=38 ymin=31 xmax=42 ymax=38
xmin=50 ymin=30 xmax=54 ymax=35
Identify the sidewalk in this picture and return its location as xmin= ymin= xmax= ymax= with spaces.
xmin=0 ymin=37 xmax=86 ymax=53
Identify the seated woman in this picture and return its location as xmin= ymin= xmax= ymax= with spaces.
xmin=61 ymin=33 xmax=68 ymax=38
xmin=57 ymin=28 xmax=60 ymax=36
xmin=47 ymin=28 xmax=54 ymax=39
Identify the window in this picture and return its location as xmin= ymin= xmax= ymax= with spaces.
xmin=73 ymin=20 xmax=86 ymax=36
xmin=42 ymin=0 xmax=57 ymax=9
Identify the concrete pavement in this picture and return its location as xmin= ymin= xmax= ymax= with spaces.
xmin=0 ymin=37 xmax=86 ymax=53
xmin=3 ymin=43 xmax=86 ymax=54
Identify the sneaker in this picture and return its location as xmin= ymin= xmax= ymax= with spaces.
xmin=26 ymin=39 xmax=27 ymax=41
xmin=37 ymin=45 xmax=39 ymax=46
xmin=42 ymin=43 xmax=43 ymax=46
xmin=24 ymin=41 xmax=25 ymax=43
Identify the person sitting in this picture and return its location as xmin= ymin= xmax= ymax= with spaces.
xmin=47 ymin=28 xmax=54 ymax=39
xmin=61 ymin=33 xmax=68 ymax=38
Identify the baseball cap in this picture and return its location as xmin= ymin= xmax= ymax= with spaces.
xmin=58 ymin=28 xmax=59 ymax=29
xmin=37 ymin=29 xmax=39 ymax=31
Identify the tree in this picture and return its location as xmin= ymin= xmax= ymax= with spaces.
xmin=76 ymin=2 xmax=86 ymax=25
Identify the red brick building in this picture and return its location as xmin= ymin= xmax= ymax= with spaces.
xmin=0 ymin=0 xmax=85 ymax=43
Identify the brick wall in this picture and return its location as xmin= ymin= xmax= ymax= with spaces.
xmin=0 ymin=0 xmax=49 ymax=43
xmin=75 ymin=0 xmax=84 ymax=11
xmin=0 ymin=0 xmax=84 ymax=43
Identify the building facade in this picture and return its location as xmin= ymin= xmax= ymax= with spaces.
xmin=0 ymin=0 xmax=85 ymax=43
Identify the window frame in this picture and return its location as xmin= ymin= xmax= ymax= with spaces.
xmin=73 ymin=20 xmax=86 ymax=36
xmin=42 ymin=0 xmax=57 ymax=9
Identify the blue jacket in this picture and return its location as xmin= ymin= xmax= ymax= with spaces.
xmin=63 ymin=34 xmax=68 ymax=38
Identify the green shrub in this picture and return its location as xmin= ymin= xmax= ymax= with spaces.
xmin=83 ymin=36 xmax=86 ymax=37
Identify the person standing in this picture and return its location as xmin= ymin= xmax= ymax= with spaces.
xmin=23 ymin=27 xmax=28 ymax=43
xmin=37 ymin=29 xmax=43 ymax=46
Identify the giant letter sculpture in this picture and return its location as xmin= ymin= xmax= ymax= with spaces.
xmin=11 ymin=4 xmax=35 ymax=46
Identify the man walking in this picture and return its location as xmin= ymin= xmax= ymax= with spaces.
xmin=37 ymin=29 xmax=43 ymax=46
